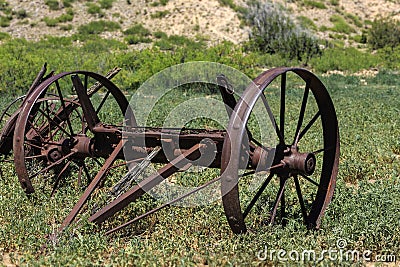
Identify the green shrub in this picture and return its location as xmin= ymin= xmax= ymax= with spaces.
xmin=150 ymin=10 xmax=170 ymax=19
xmin=45 ymin=0 xmax=60 ymax=10
xmin=125 ymin=35 xmax=152 ymax=44
xmin=0 ymin=0 xmax=8 ymax=10
xmin=123 ymin=24 xmax=151 ymax=36
xmin=154 ymin=39 xmax=173 ymax=50
xmin=0 ymin=0 xmax=12 ymax=15
xmin=246 ymin=1 xmax=321 ymax=63
xmin=123 ymin=24 xmax=152 ymax=45
xmin=153 ymin=31 xmax=167 ymax=39
xmin=352 ymin=32 xmax=367 ymax=44
xmin=99 ymin=0 xmax=115 ymax=9
xmin=57 ymin=13 xmax=73 ymax=23
xmin=150 ymin=0 xmax=169 ymax=6
xmin=297 ymin=16 xmax=317 ymax=31
xmin=0 ymin=15 xmax=11 ymax=27
xmin=368 ymin=16 xmax=400 ymax=50
xmin=218 ymin=0 xmax=246 ymax=13
xmin=345 ymin=13 xmax=363 ymax=27
xmin=15 ymin=9 xmax=28 ymax=19
xmin=78 ymin=20 xmax=120 ymax=35
xmin=303 ymin=0 xmax=326 ymax=9
xmin=86 ymin=3 xmax=104 ymax=17
xmin=310 ymin=47 xmax=380 ymax=72
xmin=60 ymin=24 xmax=73 ymax=31
xmin=43 ymin=10 xmax=74 ymax=27
xmin=153 ymin=35 xmax=206 ymax=51
xmin=218 ymin=0 xmax=236 ymax=9
xmin=62 ymin=0 xmax=75 ymax=8
xmin=43 ymin=17 xmax=58 ymax=27
xmin=330 ymin=15 xmax=354 ymax=34
xmin=330 ymin=0 xmax=339 ymax=5
xmin=0 ymin=31 xmax=10 ymax=40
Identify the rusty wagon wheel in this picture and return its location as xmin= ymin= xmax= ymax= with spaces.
xmin=0 ymin=95 xmax=26 ymax=156
xmin=221 ymin=67 xmax=339 ymax=233
xmin=0 ymin=63 xmax=50 ymax=157
xmin=13 ymin=71 xmax=133 ymax=195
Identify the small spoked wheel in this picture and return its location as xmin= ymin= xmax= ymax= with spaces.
xmin=13 ymin=71 xmax=133 ymax=195
xmin=221 ymin=68 xmax=339 ymax=233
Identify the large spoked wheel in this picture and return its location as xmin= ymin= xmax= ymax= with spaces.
xmin=13 ymin=71 xmax=133 ymax=195
xmin=221 ymin=68 xmax=339 ymax=233
xmin=0 ymin=95 xmax=25 ymax=155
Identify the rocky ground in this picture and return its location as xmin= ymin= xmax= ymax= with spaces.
xmin=0 ymin=0 xmax=399 ymax=43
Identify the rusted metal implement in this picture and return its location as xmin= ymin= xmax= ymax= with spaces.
xmin=0 ymin=64 xmax=339 ymax=235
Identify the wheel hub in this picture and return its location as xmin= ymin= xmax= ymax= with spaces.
xmin=281 ymin=146 xmax=316 ymax=176
xmin=251 ymin=145 xmax=316 ymax=176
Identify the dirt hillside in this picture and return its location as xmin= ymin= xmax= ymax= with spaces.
xmin=0 ymin=0 xmax=399 ymax=43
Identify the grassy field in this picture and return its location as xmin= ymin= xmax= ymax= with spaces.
xmin=0 ymin=62 xmax=399 ymax=266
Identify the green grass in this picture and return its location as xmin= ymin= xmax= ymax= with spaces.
xmin=0 ymin=34 xmax=399 ymax=265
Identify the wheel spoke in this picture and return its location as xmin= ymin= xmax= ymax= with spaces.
xmin=24 ymin=140 xmax=44 ymax=150
xmin=280 ymin=73 xmax=286 ymax=142
xmin=82 ymin=162 xmax=93 ymax=186
xmin=95 ymin=91 xmax=111 ymax=114
xmin=28 ymin=151 xmax=75 ymax=180
xmin=44 ymin=101 xmax=52 ymax=140
xmin=293 ymin=82 xmax=310 ymax=145
xmin=50 ymin=160 xmax=72 ymax=197
xmin=56 ymin=80 xmax=75 ymax=135
xmin=294 ymin=175 xmax=308 ymax=224
xmin=299 ymin=173 xmax=319 ymax=187
xmin=105 ymin=175 xmax=222 ymax=235
xmin=280 ymin=177 xmax=286 ymax=225
xmin=269 ymin=177 xmax=287 ymax=224
xmin=312 ymin=146 xmax=335 ymax=155
xmin=298 ymin=111 xmax=321 ymax=142
xmin=260 ymin=93 xmax=284 ymax=144
xmin=37 ymin=108 xmax=73 ymax=138
xmin=24 ymin=154 xmax=46 ymax=160
xmin=243 ymin=172 xmax=274 ymax=219
xmin=26 ymin=120 xmax=46 ymax=141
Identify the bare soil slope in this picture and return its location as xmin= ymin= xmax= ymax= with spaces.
xmin=1 ymin=0 xmax=399 ymax=43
